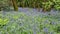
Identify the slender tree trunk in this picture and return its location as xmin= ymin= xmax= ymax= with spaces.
xmin=11 ymin=0 xmax=18 ymax=11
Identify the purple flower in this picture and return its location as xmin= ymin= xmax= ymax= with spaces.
xmin=43 ymin=28 xmax=49 ymax=33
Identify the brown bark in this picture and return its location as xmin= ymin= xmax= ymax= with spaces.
xmin=11 ymin=0 xmax=18 ymax=11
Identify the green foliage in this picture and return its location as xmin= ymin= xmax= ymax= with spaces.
xmin=42 ymin=1 xmax=53 ymax=11
xmin=53 ymin=0 xmax=60 ymax=10
xmin=0 ymin=18 xmax=9 ymax=26
xmin=16 ymin=0 xmax=60 ymax=11
xmin=0 ymin=0 xmax=60 ymax=11
xmin=0 ymin=0 xmax=11 ymax=11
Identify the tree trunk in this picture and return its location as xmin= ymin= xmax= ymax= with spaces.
xmin=11 ymin=0 xmax=18 ymax=11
